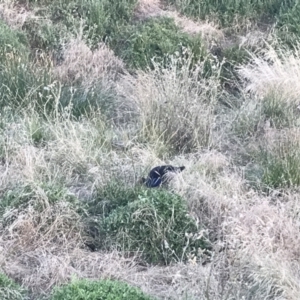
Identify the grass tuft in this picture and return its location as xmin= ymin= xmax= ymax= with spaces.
xmin=0 ymin=273 xmax=28 ymax=300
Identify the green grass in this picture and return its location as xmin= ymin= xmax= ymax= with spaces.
xmin=0 ymin=182 xmax=80 ymax=225
xmin=220 ymin=45 xmax=251 ymax=88
xmin=59 ymin=83 xmax=118 ymax=119
xmin=0 ymin=59 xmax=56 ymax=112
xmin=50 ymin=278 xmax=155 ymax=300
xmin=0 ymin=20 xmax=29 ymax=63
xmin=112 ymin=17 xmax=204 ymax=70
xmin=0 ymin=273 xmax=28 ymax=300
xmin=22 ymin=17 xmax=68 ymax=53
xmin=276 ymin=1 xmax=300 ymax=46
xmin=261 ymin=92 xmax=298 ymax=129
xmin=258 ymin=130 xmax=300 ymax=189
xmin=2 ymin=0 xmax=300 ymax=298
xmin=48 ymin=0 xmax=138 ymax=47
xmin=231 ymin=90 xmax=300 ymax=141
xmin=166 ymin=0 xmax=296 ymax=27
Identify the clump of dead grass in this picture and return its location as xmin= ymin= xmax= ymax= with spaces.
xmin=53 ymin=37 xmax=125 ymax=87
xmin=134 ymin=0 xmax=224 ymax=46
xmin=117 ymin=51 xmax=222 ymax=153
xmin=168 ymin=149 xmax=300 ymax=299
xmin=239 ymin=43 xmax=300 ymax=104
xmin=0 ymin=182 xmax=86 ymax=295
xmin=134 ymin=0 xmax=163 ymax=20
xmin=0 ymin=1 xmax=33 ymax=29
xmin=169 ymin=11 xmax=224 ymax=46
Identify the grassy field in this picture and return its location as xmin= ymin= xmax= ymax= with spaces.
xmin=1 ymin=0 xmax=300 ymax=299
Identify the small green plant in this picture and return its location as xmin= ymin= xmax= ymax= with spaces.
xmin=87 ymin=184 xmax=209 ymax=264
xmin=50 ymin=278 xmax=155 ymax=300
xmin=112 ymin=17 xmax=204 ymax=70
xmin=0 ymin=273 xmax=28 ymax=300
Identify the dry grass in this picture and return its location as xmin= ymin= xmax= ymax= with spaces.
xmin=2 ymin=3 xmax=300 ymax=300
xmin=0 ymin=0 xmax=34 ymax=29
xmin=53 ymin=37 xmax=125 ymax=87
xmin=135 ymin=0 xmax=164 ymax=19
xmin=167 ymin=148 xmax=300 ymax=299
xmin=2 ymin=113 xmax=300 ymax=299
xmin=239 ymin=43 xmax=300 ymax=104
xmin=117 ymin=52 xmax=222 ymax=153
xmin=169 ymin=11 xmax=224 ymax=46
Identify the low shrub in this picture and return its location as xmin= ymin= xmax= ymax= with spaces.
xmin=49 ymin=278 xmax=155 ymax=300
xmin=86 ymin=184 xmax=210 ymax=264
xmin=88 ymin=182 xmax=141 ymax=217
xmin=0 ymin=273 xmax=28 ymax=300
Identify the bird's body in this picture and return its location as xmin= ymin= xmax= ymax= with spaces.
xmin=141 ymin=165 xmax=185 ymax=188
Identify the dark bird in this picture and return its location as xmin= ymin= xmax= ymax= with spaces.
xmin=140 ymin=165 xmax=185 ymax=188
